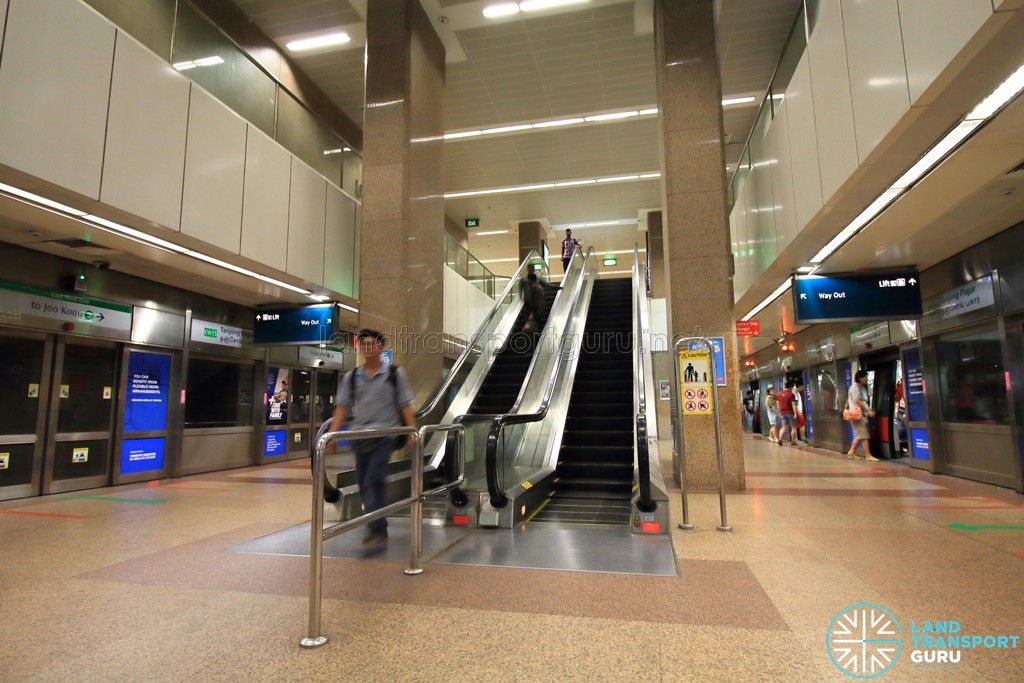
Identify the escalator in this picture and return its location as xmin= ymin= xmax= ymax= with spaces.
xmin=465 ymin=284 xmax=559 ymax=415
xmin=530 ymin=278 xmax=633 ymax=524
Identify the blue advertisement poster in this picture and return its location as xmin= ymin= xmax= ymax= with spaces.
xmin=910 ymin=428 xmax=930 ymax=461
xmin=266 ymin=367 xmax=288 ymax=426
xmin=120 ymin=437 xmax=165 ymax=474
xmin=904 ymin=347 xmax=926 ymax=422
xmin=265 ymin=430 xmax=287 ymax=456
xmin=125 ymin=352 xmax=170 ymax=433
xmin=688 ymin=337 xmax=726 ymax=386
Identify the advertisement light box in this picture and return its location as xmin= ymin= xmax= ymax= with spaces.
xmin=253 ymin=304 xmax=338 ymax=345
xmin=793 ymin=271 xmax=922 ymax=324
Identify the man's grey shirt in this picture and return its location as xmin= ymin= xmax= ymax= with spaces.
xmin=336 ymin=365 xmax=415 ymax=429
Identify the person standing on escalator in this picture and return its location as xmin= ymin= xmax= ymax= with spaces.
xmin=522 ymin=272 xmax=546 ymax=335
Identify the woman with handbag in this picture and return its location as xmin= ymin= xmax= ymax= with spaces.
xmin=844 ymin=370 xmax=879 ymax=461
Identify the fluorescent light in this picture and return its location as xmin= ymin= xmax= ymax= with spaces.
xmin=286 ymin=32 xmax=350 ymax=52
xmin=585 ymin=220 xmax=622 ymax=227
xmin=639 ymin=172 xmax=661 ymax=179
xmin=555 ymin=179 xmax=596 ymax=187
xmin=585 ymin=111 xmax=638 ymax=122
xmin=741 ymin=279 xmax=792 ymax=321
xmin=253 ymin=273 xmax=312 ymax=295
xmin=532 ymin=118 xmax=585 ymax=128
xmin=810 ymin=188 xmax=901 ymax=263
xmin=889 ymin=120 xmax=980 ymax=190
xmin=597 ymin=175 xmax=639 ymax=182
xmin=722 ymin=96 xmax=756 ymax=106
xmin=338 ymin=302 xmax=359 ymax=313
xmin=307 ymin=294 xmax=331 ymax=302
xmin=639 ymin=108 xmax=658 ymax=116
xmin=173 ymin=55 xmax=224 ymax=71
xmin=795 ymin=266 xmax=817 ymax=274
xmin=483 ymin=3 xmax=520 ymax=17
xmin=482 ymin=124 xmax=533 ymax=135
xmin=966 ymin=63 xmax=1024 ymax=120
xmin=0 ymin=182 xmax=87 ymax=216
xmin=444 ymin=130 xmax=483 ymax=140
xmin=84 ymin=215 xmax=189 ymax=253
xmin=514 ymin=183 xmax=555 ymax=191
xmin=476 ymin=230 xmax=509 ymax=236
xmin=520 ymin=0 xmax=590 ymax=11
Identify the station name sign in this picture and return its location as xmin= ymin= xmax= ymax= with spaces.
xmin=793 ymin=270 xmax=922 ymax=324
xmin=253 ymin=303 xmax=338 ymax=345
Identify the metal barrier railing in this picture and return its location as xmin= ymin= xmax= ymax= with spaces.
xmin=301 ymin=422 xmax=466 ymax=648
xmin=672 ymin=335 xmax=731 ymax=532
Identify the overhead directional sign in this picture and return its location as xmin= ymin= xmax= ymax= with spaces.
xmin=253 ymin=303 xmax=338 ymax=345
xmin=793 ymin=271 xmax=922 ymax=324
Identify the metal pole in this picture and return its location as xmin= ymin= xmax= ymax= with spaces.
xmin=405 ymin=430 xmax=424 ymax=576
xmin=672 ymin=339 xmax=693 ymax=530
xmin=703 ymin=336 xmax=732 ymax=532
xmin=300 ymin=431 xmax=330 ymax=648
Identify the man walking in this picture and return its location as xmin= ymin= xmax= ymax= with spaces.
xmin=330 ymin=329 xmax=416 ymax=547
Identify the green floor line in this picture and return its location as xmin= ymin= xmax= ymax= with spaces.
xmin=64 ymin=495 xmax=167 ymax=504
xmin=947 ymin=522 xmax=1024 ymax=531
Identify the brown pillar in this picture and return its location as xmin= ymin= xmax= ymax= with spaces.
xmin=655 ymin=0 xmax=744 ymax=490
xmin=646 ymin=211 xmax=665 ymax=299
xmin=360 ymin=0 xmax=445 ymax=403
xmin=517 ymin=221 xmax=544 ymax=266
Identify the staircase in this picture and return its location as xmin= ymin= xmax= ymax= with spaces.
xmin=532 ymin=278 xmax=634 ymax=525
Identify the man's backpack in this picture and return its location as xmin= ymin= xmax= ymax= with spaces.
xmin=347 ymin=365 xmax=410 ymax=448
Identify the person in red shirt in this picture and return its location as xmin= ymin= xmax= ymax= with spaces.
xmin=776 ymin=381 xmax=797 ymax=445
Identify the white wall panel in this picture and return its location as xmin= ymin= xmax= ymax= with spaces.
xmin=807 ymin=0 xmax=859 ymax=203
xmin=181 ymin=87 xmax=246 ymax=253
xmin=766 ymin=109 xmax=797 ymax=251
xmin=102 ymin=32 xmax=190 ymax=229
xmin=742 ymin=171 xmax=760 ymax=287
xmin=0 ymin=0 xmax=114 ymax=198
xmin=241 ymin=127 xmax=291 ymax=271
xmin=324 ymin=186 xmax=358 ymax=298
xmin=899 ymin=0 xmax=992 ymax=105
xmin=287 ymin=161 xmax=327 ymax=284
xmin=841 ymin=0 xmax=910 ymax=163
xmin=443 ymin=267 xmax=458 ymax=336
xmin=784 ymin=55 xmax=824 ymax=230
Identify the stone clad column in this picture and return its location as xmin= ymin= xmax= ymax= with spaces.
xmin=517 ymin=221 xmax=544 ymax=266
xmin=360 ymin=0 xmax=445 ymax=403
xmin=654 ymin=0 xmax=744 ymax=490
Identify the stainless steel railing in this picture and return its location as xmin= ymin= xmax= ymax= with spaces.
xmin=301 ymin=421 xmax=465 ymax=648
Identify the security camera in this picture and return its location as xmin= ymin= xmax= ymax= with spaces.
xmin=92 ymin=260 xmax=111 ymax=270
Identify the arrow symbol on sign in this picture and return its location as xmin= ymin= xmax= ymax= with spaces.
xmin=909 ymin=278 xmax=917 ymax=285
xmin=800 ymin=293 xmax=807 ymax=300
xmin=95 ymin=313 xmax=105 ymax=321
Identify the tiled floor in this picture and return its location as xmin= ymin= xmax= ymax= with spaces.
xmin=2 ymin=436 xmax=1023 ymax=681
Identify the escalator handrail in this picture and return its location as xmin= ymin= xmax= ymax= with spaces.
xmin=414 ymin=250 xmax=548 ymax=422
xmin=633 ymin=244 xmax=655 ymax=512
xmin=484 ymin=248 xmax=594 ymax=507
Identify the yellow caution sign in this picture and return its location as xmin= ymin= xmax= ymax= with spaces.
xmin=679 ymin=349 xmax=714 ymax=415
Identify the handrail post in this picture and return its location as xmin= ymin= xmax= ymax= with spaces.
xmin=672 ymin=339 xmax=693 ymax=531
xmin=705 ymin=337 xmax=732 ymax=532
xmin=300 ymin=431 xmax=330 ymax=648
xmin=405 ymin=430 xmax=425 ymax=575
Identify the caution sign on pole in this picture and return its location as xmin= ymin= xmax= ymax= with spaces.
xmin=678 ymin=349 xmax=714 ymax=415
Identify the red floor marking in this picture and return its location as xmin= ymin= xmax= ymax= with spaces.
xmin=894 ymin=504 xmax=1024 ymax=510
xmin=0 ymin=509 xmax=89 ymax=519
xmin=1014 ymin=553 xmax=1024 ymax=560
xmin=147 ymin=481 xmax=161 ymax=487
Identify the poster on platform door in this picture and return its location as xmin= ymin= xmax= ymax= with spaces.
xmin=266 ymin=367 xmax=289 ymax=426
xmin=124 ymin=352 xmax=170 ymax=433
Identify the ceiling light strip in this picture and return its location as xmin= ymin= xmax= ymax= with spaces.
xmin=445 ymin=172 xmax=659 ymax=199
xmin=741 ymin=279 xmax=792 ymax=322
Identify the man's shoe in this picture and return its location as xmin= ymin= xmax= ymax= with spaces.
xmin=362 ymin=528 xmax=388 ymax=545
xmin=866 ymin=455 xmax=880 ymax=462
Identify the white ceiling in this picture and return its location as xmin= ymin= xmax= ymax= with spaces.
xmin=233 ymin=0 xmax=802 ymax=276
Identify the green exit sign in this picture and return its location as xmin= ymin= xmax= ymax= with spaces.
xmin=465 ymin=218 xmax=480 ymax=228
xmin=203 ymin=328 xmax=218 ymax=338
